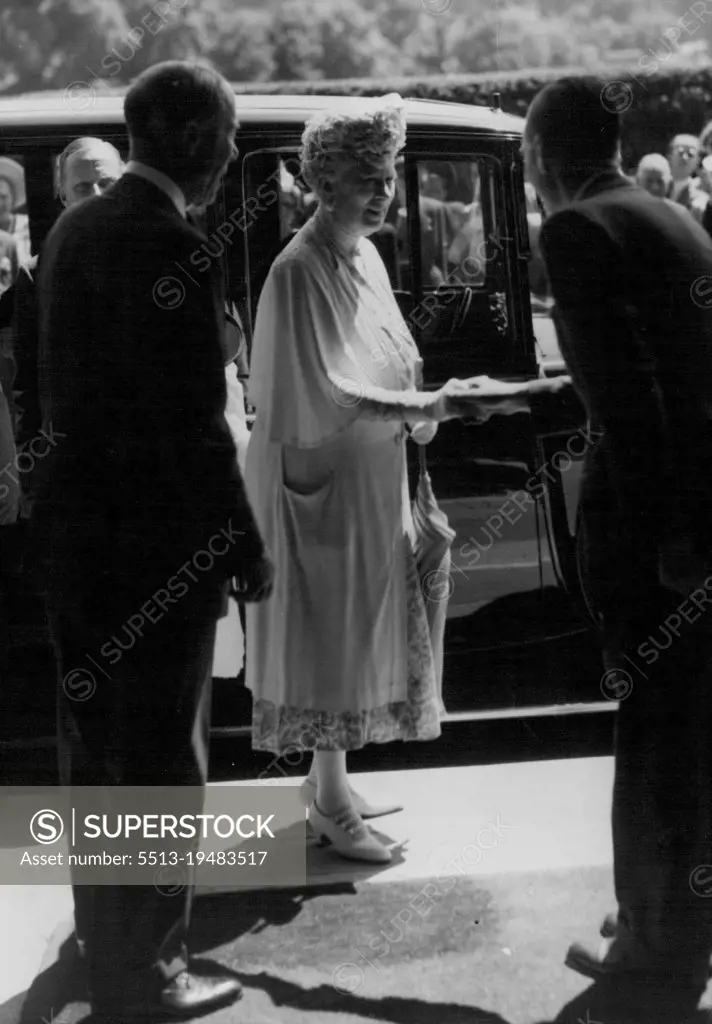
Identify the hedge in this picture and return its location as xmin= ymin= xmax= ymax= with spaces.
xmin=12 ymin=64 xmax=712 ymax=169
xmin=232 ymin=64 xmax=712 ymax=170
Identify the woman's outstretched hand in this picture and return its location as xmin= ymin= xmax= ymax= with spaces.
xmin=430 ymin=376 xmax=527 ymax=422
xmin=431 ymin=374 xmax=573 ymax=422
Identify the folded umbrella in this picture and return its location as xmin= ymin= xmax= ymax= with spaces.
xmin=411 ymin=443 xmax=455 ymax=716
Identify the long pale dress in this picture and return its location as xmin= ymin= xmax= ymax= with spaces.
xmin=244 ymin=217 xmax=441 ymax=754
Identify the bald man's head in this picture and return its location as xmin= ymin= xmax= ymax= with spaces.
xmin=58 ymin=137 xmax=124 ymax=207
xmin=636 ymin=153 xmax=672 ymax=198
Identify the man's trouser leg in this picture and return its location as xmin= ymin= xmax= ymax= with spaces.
xmin=608 ymin=606 xmax=712 ymax=978
xmin=50 ymin=600 xmax=217 ymax=1008
xmin=578 ymin=504 xmax=712 ymax=980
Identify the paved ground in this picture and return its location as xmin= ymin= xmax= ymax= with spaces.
xmin=2 ymin=757 xmax=712 ymax=1023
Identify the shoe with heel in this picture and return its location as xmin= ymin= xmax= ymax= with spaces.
xmin=309 ymin=801 xmax=392 ymax=864
xmin=300 ymin=776 xmax=402 ymax=819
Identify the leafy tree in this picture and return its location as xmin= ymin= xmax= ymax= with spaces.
xmin=267 ymin=0 xmax=323 ymax=80
xmin=318 ymin=1 xmax=402 ymax=80
xmin=0 ymin=0 xmax=710 ymax=95
xmin=375 ymin=1 xmax=422 ymax=48
xmin=201 ymin=4 xmax=274 ymax=82
xmin=0 ymin=0 xmax=129 ymax=93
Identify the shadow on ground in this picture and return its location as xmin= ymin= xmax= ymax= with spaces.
xmin=4 ymin=880 xmax=712 ymax=1024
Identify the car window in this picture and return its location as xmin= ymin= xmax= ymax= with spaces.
xmin=413 ymin=158 xmax=488 ymax=289
xmin=398 ymin=154 xmax=512 ymax=381
xmin=239 ymin=146 xmax=526 ymax=381
xmin=408 ymin=156 xmax=503 ymax=292
xmin=240 ymin=149 xmax=309 ymax=331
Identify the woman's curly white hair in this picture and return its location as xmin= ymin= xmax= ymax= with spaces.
xmin=300 ymin=95 xmax=406 ymax=190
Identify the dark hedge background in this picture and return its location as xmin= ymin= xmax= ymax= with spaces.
xmin=231 ymin=65 xmax=712 ymax=170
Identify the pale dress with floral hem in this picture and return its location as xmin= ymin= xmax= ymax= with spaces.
xmin=244 ymin=217 xmax=441 ymax=755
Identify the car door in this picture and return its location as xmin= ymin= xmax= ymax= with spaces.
xmin=397 ymin=139 xmax=601 ymax=713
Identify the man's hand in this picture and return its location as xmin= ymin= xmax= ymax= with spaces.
xmin=229 ymin=552 xmax=274 ymax=603
xmin=527 ymin=374 xmax=573 ymax=396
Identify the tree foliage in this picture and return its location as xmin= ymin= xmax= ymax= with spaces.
xmin=0 ymin=0 xmax=709 ymax=94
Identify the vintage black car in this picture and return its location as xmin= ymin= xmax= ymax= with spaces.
xmin=0 ymin=91 xmax=606 ymax=762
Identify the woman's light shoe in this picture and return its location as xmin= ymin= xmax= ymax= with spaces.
xmin=309 ymin=802 xmax=392 ymax=864
xmin=300 ymin=776 xmax=402 ymax=819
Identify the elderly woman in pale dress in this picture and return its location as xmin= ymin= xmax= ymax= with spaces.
xmin=244 ymin=98 xmax=506 ymax=863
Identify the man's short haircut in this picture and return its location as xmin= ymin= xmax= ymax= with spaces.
xmin=527 ymin=76 xmax=621 ymax=174
xmin=124 ymin=61 xmax=235 ymax=165
xmin=57 ymin=137 xmax=123 ymax=190
xmin=668 ymin=133 xmax=700 ymax=153
xmin=636 ymin=153 xmax=671 ymax=176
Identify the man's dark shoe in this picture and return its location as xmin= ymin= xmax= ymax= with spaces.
xmin=566 ymin=935 xmax=708 ymax=988
xmin=566 ymin=936 xmax=649 ymax=981
xmin=599 ymin=913 xmax=712 ymax=975
xmin=93 ymin=970 xmax=242 ymax=1020
xmin=159 ymin=970 xmax=242 ymax=1016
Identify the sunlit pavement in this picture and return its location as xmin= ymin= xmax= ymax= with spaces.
xmin=3 ymin=757 xmax=712 ymax=1022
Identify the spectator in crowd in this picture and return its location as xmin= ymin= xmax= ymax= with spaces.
xmin=695 ymin=154 xmax=712 ymax=240
xmin=667 ymin=133 xmax=708 ymax=222
xmin=632 ymin=153 xmax=710 ymax=237
xmin=635 ymin=153 xmax=672 ymax=198
xmin=0 ymin=229 xmax=18 ymax=426
xmin=0 ymin=374 xmax=19 ymax=527
xmin=699 ymin=119 xmax=712 ymax=158
xmin=698 ymin=152 xmax=712 ymax=195
xmin=13 ymin=137 xmax=123 ymax=468
xmin=523 ymin=75 xmax=712 ymax=995
xmin=0 ymin=159 xmax=31 ymax=264
xmin=446 ymin=162 xmax=485 ymax=284
xmin=0 ymin=228 xmax=18 ymax=294
xmin=391 ymin=154 xmax=449 ymax=287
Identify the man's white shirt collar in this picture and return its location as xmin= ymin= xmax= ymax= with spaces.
xmin=125 ymin=161 xmax=187 ymax=219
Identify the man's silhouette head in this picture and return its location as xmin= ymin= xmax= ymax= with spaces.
xmin=523 ymin=77 xmax=621 ymax=213
xmin=124 ymin=61 xmax=238 ymax=209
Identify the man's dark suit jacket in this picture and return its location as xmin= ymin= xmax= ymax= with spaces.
xmin=540 ymin=170 xmax=712 ymax=628
xmin=34 ymin=173 xmax=265 ymax=621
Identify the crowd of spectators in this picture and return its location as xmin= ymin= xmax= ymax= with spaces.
xmin=633 ymin=123 xmax=712 ymax=237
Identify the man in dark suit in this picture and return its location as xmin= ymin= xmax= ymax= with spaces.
xmin=34 ymin=62 xmax=273 ymax=1018
xmin=522 ymin=76 xmax=712 ymax=992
